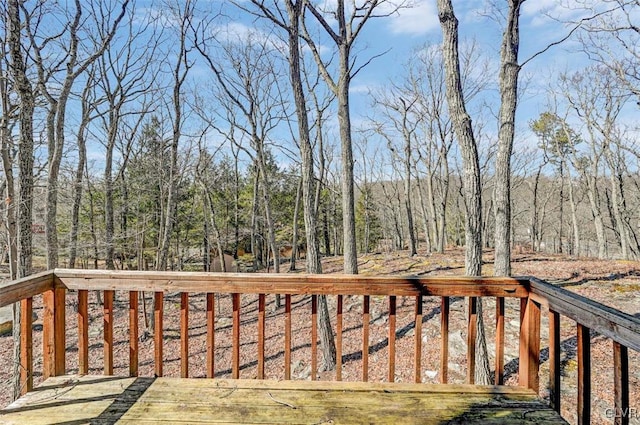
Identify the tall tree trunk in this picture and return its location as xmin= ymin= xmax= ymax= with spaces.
xmin=404 ymin=143 xmax=417 ymax=256
xmin=285 ymin=0 xmax=335 ymax=368
xmin=289 ymin=178 xmax=302 ymax=271
xmin=69 ymin=123 xmax=87 ymax=269
xmin=336 ymin=49 xmax=358 ymax=274
xmin=8 ymin=0 xmax=35 ymax=400
xmin=494 ymin=0 xmax=523 ymax=276
xmin=437 ymin=0 xmax=489 ymax=387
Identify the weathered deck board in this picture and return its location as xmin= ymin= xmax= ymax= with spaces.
xmin=1 ymin=375 xmax=567 ymax=424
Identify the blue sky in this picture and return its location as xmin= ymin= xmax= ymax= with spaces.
xmin=76 ymin=0 xmax=636 ymax=174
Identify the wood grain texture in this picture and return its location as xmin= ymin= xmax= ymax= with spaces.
xmin=362 ymin=295 xmax=370 ymax=382
xmin=549 ymin=309 xmax=561 ymax=413
xmin=129 ymin=291 xmax=138 ymax=377
xmin=336 ymin=295 xmax=343 ymax=381
xmin=180 ymin=292 xmax=189 ymax=378
xmin=467 ymin=297 xmax=477 ymax=385
xmin=495 ymin=297 xmax=505 ymax=385
xmin=388 ymin=296 xmax=396 ymax=382
xmin=415 ymin=295 xmax=422 ymax=383
xmin=529 ymin=277 xmax=640 ymax=351
xmin=0 ymin=271 xmax=53 ymax=308
xmin=154 ymin=292 xmax=164 ymax=377
xmin=257 ymin=294 xmax=265 ymax=379
xmin=232 ymin=293 xmax=240 ymax=379
xmin=104 ymin=290 xmax=114 ymax=376
xmin=613 ymin=341 xmax=629 ymax=425
xmin=0 ymin=375 xmax=568 ymax=425
xmin=577 ymin=324 xmax=591 ymax=425
xmin=19 ymin=297 xmax=33 ymax=395
xmin=43 ymin=287 xmax=65 ymax=379
xmin=206 ymin=293 xmax=215 ymax=378
xmin=440 ymin=296 xmax=449 ymax=384
xmin=284 ymin=295 xmax=291 ymax=380
xmin=311 ymin=295 xmax=317 ymax=381
xmin=54 ymin=269 xmax=530 ymax=298
xmin=77 ymin=291 xmax=88 ymax=376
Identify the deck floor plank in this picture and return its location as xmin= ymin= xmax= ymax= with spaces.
xmin=1 ymin=375 xmax=567 ymax=425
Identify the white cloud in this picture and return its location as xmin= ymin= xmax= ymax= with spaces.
xmin=385 ymin=0 xmax=439 ymax=36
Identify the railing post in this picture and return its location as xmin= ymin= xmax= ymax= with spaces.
xmin=577 ymin=324 xmax=591 ymax=425
xmin=519 ymin=296 xmax=540 ymax=392
xmin=43 ymin=286 xmax=66 ymax=379
xmin=19 ymin=297 xmax=33 ymax=395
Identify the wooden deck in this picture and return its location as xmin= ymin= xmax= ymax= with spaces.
xmin=1 ymin=375 xmax=567 ymax=424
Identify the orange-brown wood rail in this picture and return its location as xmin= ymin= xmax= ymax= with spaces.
xmin=414 ymin=295 xmax=422 ymax=384
xmin=336 ymin=295 xmax=343 ymax=381
xmin=284 ymin=294 xmax=291 ymax=380
xmin=20 ymin=297 xmax=33 ymax=396
xmin=466 ymin=297 xmax=477 ymax=384
xmin=129 ymin=291 xmax=139 ymax=377
xmin=77 ymin=290 xmax=89 ymax=376
xmin=388 ymin=296 xmax=396 ymax=382
xmin=362 ymin=295 xmax=370 ymax=382
xmin=440 ymin=296 xmax=449 ymax=384
xmin=154 ymin=292 xmax=164 ymax=377
xmin=495 ymin=297 xmax=505 ymax=385
xmin=206 ymin=293 xmax=215 ymax=378
xmin=103 ymin=290 xmax=114 ymax=376
xmin=180 ymin=292 xmax=189 ymax=378
xmin=257 ymin=294 xmax=266 ymax=379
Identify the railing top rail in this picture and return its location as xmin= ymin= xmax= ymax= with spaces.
xmin=52 ymin=268 xmax=530 ymax=298
xmin=529 ymin=276 xmax=640 ymax=352
xmin=0 ymin=271 xmax=54 ymax=308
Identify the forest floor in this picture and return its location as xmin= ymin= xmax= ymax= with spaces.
xmin=0 ymin=248 xmax=639 ymax=425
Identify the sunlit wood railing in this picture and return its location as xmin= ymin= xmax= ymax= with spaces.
xmin=0 ymin=269 xmax=638 ymax=425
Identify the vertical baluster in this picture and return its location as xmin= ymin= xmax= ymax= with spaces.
xmin=180 ymin=292 xmax=189 ymax=378
xmin=232 ymin=293 xmax=240 ymax=379
xmin=104 ymin=290 xmax=114 ymax=375
xmin=613 ymin=341 xmax=629 ymax=425
xmin=285 ymin=294 xmax=291 ymax=380
xmin=20 ymin=297 xmax=33 ymax=395
xmin=388 ymin=296 xmax=396 ymax=382
xmin=78 ymin=290 xmax=88 ymax=376
xmin=206 ymin=293 xmax=215 ymax=378
xmin=43 ymin=286 xmax=66 ymax=379
xmin=577 ymin=324 xmax=591 ymax=425
xmin=519 ymin=297 xmax=541 ymax=391
xmin=414 ymin=295 xmax=422 ymax=383
xmin=549 ymin=309 xmax=561 ymax=413
xmin=466 ymin=297 xmax=477 ymax=384
xmin=154 ymin=291 xmax=164 ymax=377
xmin=257 ymin=294 xmax=265 ymax=379
xmin=440 ymin=296 xmax=449 ymax=384
xmin=495 ymin=297 xmax=505 ymax=385
xmin=336 ymin=295 xmax=343 ymax=381
xmin=362 ymin=295 xmax=370 ymax=382
xmin=311 ymin=295 xmax=318 ymax=380
xmin=129 ymin=291 xmax=138 ymax=377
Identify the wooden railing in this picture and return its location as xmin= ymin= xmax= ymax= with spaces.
xmin=0 ymin=269 xmax=638 ymax=424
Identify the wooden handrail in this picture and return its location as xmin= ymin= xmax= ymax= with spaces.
xmin=529 ymin=277 xmax=640 ymax=351
xmin=1 ymin=269 xmax=637 ymax=425
xmin=0 ymin=271 xmax=54 ymax=308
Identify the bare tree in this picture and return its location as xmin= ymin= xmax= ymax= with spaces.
xmin=7 ymin=0 xmax=36 ymax=401
xmin=157 ymin=0 xmax=194 ymax=271
xmin=371 ymin=88 xmax=419 ymax=256
xmin=437 ymin=0 xmax=490 ymax=385
xmin=302 ymin=0 xmax=406 ymax=274
xmin=20 ymin=0 xmax=128 ymax=269
xmin=494 ymin=0 xmax=524 ymax=276
xmin=96 ymin=6 xmax=158 ymax=270
xmin=69 ymin=67 xmax=100 ymax=269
